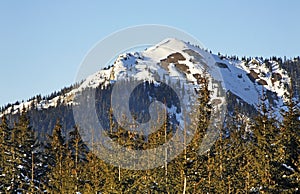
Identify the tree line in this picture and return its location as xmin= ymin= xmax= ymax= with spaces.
xmin=0 ymin=83 xmax=299 ymax=193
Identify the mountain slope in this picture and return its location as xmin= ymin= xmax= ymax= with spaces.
xmin=0 ymin=38 xmax=292 ymax=124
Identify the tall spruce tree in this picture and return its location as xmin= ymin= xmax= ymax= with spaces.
xmin=0 ymin=115 xmax=11 ymax=192
xmin=0 ymin=111 xmax=38 ymax=193
xmin=251 ymin=95 xmax=279 ymax=192
xmin=64 ymin=125 xmax=88 ymax=193
xmin=46 ymin=120 xmax=67 ymax=193
xmin=278 ymin=87 xmax=300 ymax=191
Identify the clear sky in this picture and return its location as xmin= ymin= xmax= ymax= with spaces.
xmin=0 ymin=0 xmax=299 ymax=106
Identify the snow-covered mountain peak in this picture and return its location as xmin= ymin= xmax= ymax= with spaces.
xmin=0 ymin=38 xmax=293 ymax=121
xmin=78 ymin=38 xmax=211 ymax=89
xmin=150 ymin=38 xmax=190 ymax=51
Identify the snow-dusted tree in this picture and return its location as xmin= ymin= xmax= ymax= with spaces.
xmin=0 ymin=111 xmax=39 ymax=192
xmin=277 ymin=87 xmax=300 ymax=192
xmin=0 ymin=115 xmax=11 ymax=192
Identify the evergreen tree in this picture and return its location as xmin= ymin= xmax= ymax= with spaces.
xmin=251 ymin=95 xmax=279 ymax=192
xmin=226 ymin=111 xmax=257 ymax=193
xmin=0 ymin=111 xmax=38 ymax=192
xmin=64 ymin=125 xmax=88 ymax=193
xmin=82 ymin=151 xmax=106 ymax=193
xmin=278 ymin=87 xmax=300 ymax=191
xmin=0 ymin=115 xmax=11 ymax=192
xmin=46 ymin=120 xmax=67 ymax=193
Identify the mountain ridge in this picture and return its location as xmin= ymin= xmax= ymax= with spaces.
xmin=0 ymin=38 xmax=297 ymax=124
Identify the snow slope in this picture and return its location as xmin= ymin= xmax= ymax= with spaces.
xmin=0 ymin=38 xmax=291 ymax=120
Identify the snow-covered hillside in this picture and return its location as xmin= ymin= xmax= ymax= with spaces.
xmin=213 ymin=55 xmax=290 ymax=117
xmin=0 ymin=38 xmax=291 ymax=120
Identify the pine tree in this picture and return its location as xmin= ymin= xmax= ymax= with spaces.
xmin=224 ymin=108 xmax=260 ymax=193
xmin=65 ymin=125 xmax=88 ymax=193
xmin=0 ymin=115 xmax=11 ymax=192
xmin=61 ymin=149 xmax=77 ymax=193
xmin=82 ymin=151 xmax=106 ymax=193
xmin=0 ymin=120 xmax=20 ymax=193
xmin=278 ymin=87 xmax=300 ymax=191
xmin=46 ymin=120 xmax=67 ymax=193
xmin=181 ymin=74 xmax=213 ymax=193
xmin=0 ymin=111 xmax=39 ymax=192
xmin=18 ymin=112 xmax=40 ymax=192
xmin=251 ymin=95 xmax=279 ymax=192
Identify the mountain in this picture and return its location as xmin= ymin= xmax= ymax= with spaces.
xmin=0 ymin=38 xmax=296 ymax=138
xmin=1 ymin=38 xmax=300 ymax=193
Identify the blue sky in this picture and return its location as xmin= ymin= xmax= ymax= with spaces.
xmin=0 ymin=0 xmax=299 ymax=106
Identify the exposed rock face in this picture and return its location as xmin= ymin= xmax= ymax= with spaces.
xmin=247 ymin=70 xmax=259 ymax=83
xmin=257 ymin=79 xmax=267 ymax=85
xmin=160 ymin=52 xmax=186 ymax=71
